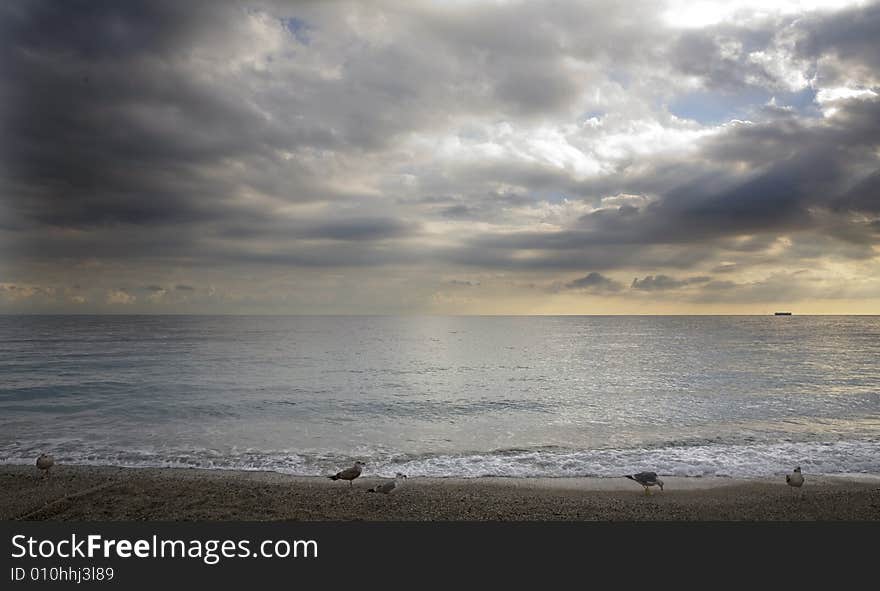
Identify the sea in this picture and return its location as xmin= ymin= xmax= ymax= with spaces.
xmin=1 ymin=315 xmax=878 ymax=479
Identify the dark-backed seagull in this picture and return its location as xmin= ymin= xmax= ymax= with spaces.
xmin=625 ymin=471 xmax=664 ymax=495
xmin=36 ymin=453 xmax=54 ymax=478
xmin=329 ymin=461 xmax=365 ymax=487
xmin=786 ymin=466 xmax=804 ymax=495
xmin=368 ymin=473 xmax=407 ymax=494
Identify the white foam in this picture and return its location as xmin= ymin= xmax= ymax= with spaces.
xmin=2 ymin=439 xmax=878 ymax=478
xmin=368 ymin=440 xmax=880 ymax=478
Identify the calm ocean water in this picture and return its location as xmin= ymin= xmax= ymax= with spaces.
xmin=1 ymin=315 xmax=878 ymax=478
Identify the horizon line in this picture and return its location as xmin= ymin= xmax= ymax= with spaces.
xmin=1 ymin=312 xmax=878 ymax=318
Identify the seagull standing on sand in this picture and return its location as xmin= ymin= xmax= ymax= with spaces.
xmin=786 ymin=466 xmax=804 ymax=496
xmin=329 ymin=461 xmax=365 ymax=487
xmin=368 ymin=473 xmax=407 ymax=494
xmin=36 ymin=453 xmax=54 ymax=478
xmin=625 ymin=471 xmax=664 ymax=495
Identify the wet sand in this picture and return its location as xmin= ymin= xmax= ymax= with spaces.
xmin=2 ymin=464 xmax=879 ymax=521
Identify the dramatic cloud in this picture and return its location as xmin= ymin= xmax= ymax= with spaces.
xmin=1 ymin=0 xmax=879 ymax=313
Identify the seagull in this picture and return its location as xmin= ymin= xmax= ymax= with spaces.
xmin=36 ymin=453 xmax=54 ymax=478
xmin=329 ymin=461 xmax=365 ymax=487
xmin=624 ymin=471 xmax=664 ymax=495
xmin=368 ymin=473 xmax=407 ymax=494
xmin=786 ymin=466 xmax=804 ymax=496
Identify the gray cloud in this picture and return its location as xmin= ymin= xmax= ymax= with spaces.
xmin=668 ymin=26 xmax=781 ymax=91
xmin=564 ymin=272 xmax=623 ymax=292
xmin=795 ymin=1 xmax=880 ymax=85
xmin=300 ymin=218 xmax=414 ymax=242
xmin=458 ymin=94 xmax=880 ymax=275
xmin=832 ymin=168 xmax=880 ymax=214
xmin=1 ymin=0 xmax=879 ymax=312
xmin=630 ymin=275 xmax=712 ymax=291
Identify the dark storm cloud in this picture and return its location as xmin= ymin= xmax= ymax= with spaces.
xmin=1 ymin=0 xmax=443 ymax=276
xmin=0 ymin=0 xmax=237 ymax=60
xmin=657 ymin=100 xmax=880 ymax=235
xmin=1 ymin=1 xmax=285 ymax=231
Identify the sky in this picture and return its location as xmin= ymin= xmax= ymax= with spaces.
xmin=1 ymin=0 xmax=879 ymax=314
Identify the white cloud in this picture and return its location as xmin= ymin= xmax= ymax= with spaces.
xmin=817 ymin=86 xmax=879 ymax=102
xmin=816 ymin=86 xmax=879 ymax=116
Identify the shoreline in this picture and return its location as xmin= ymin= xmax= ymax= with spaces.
xmin=2 ymin=464 xmax=879 ymax=521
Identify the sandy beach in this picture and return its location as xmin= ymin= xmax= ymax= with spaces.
xmin=2 ymin=464 xmax=878 ymax=521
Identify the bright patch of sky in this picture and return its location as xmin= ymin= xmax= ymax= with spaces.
xmin=282 ymin=17 xmax=311 ymax=45
xmin=670 ymin=87 xmax=820 ymax=123
xmin=663 ymin=0 xmax=869 ymax=28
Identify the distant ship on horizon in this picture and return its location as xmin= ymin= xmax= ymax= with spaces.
xmin=774 ymin=311 xmax=793 ymax=316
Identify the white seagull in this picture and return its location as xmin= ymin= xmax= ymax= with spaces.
xmin=786 ymin=466 xmax=804 ymax=496
xmin=368 ymin=473 xmax=407 ymax=494
xmin=36 ymin=453 xmax=54 ymax=478
xmin=625 ymin=471 xmax=664 ymax=495
xmin=329 ymin=461 xmax=365 ymax=487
